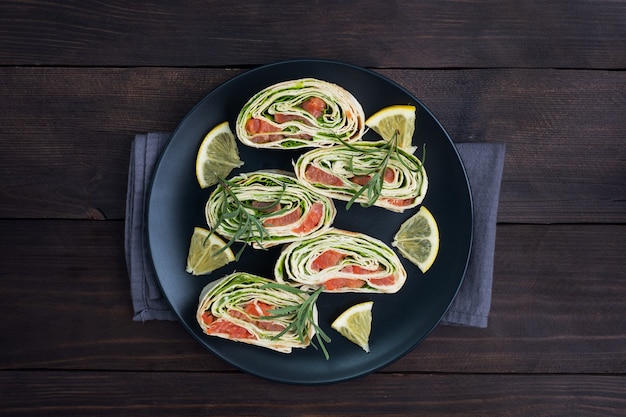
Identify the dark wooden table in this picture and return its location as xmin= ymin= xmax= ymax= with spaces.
xmin=1 ymin=1 xmax=625 ymax=416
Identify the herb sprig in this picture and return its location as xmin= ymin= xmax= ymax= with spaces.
xmin=259 ymin=284 xmax=331 ymax=360
xmin=336 ymin=132 xmax=426 ymax=209
xmin=206 ymin=176 xmax=285 ymax=260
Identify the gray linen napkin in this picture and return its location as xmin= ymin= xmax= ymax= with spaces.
xmin=125 ymin=133 xmax=177 ymax=321
xmin=125 ymin=133 xmax=505 ymax=327
xmin=439 ymin=142 xmax=505 ymax=327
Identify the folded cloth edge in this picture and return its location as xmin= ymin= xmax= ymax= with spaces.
xmin=125 ymin=133 xmax=177 ymax=321
xmin=440 ymin=142 xmax=505 ymax=327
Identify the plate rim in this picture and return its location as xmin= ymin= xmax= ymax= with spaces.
xmin=145 ymin=58 xmax=473 ymax=384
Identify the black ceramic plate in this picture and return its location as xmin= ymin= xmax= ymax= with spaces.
xmin=146 ymin=60 xmax=472 ymax=384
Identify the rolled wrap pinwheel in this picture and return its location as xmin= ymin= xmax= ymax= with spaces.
xmin=236 ymin=78 xmax=365 ymax=149
xmin=196 ymin=272 xmax=319 ymax=353
xmin=275 ymin=228 xmax=408 ymax=293
xmin=294 ymin=141 xmax=428 ymax=213
xmin=205 ymin=170 xmax=336 ymax=248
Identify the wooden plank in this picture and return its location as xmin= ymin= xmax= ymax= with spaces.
xmin=0 ymin=1 xmax=624 ymax=69
xmin=395 ymin=224 xmax=626 ymax=374
xmin=1 ymin=220 xmax=624 ymax=374
xmin=1 ymin=371 xmax=625 ymax=417
xmin=0 ymin=67 xmax=236 ymax=220
xmin=391 ymin=68 xmax=626 ymax=223
xmin=0 ymin=219 xmax=232 ymax=372
xmin=0 ymin=67 xmax=624 ymax=222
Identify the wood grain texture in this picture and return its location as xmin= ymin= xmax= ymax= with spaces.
xmin=1 ymin=0 xmax=624 ymax=414
xmin=1 ymin=220 xmax=624 ymax=375
xmin=1 ymin=371 xmax=625 ymax=417
xmin=0 ymin=0 xmax=625 ymax=69
xmin=0 ymin=67 xmax=624 ymax=222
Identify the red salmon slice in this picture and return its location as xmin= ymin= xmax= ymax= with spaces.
xmin=350 ymin=175 xmax=371 ymax=186
xmin=244 ymin=301 xmax=273 ymax=317
xmin=369 ymin=275 xmax=396 ymax=286
xmin=245 ymin=117 xmax=283 ymax=143
xmin=202 ymin=313 xmax=254 ymax=339
xmin=251 ymin=200 xmax=281 ymax=213
xmin=254 ymin=320 xmax=285 ymax=332
xmin=323 ymin=278 xmax=365 ymax=291
xmin=341 ymin=265 xmax=396 ymax=287
xmin=349 ymin=168 xmax=394 ymax=186
xmin=311 ymin=249 xmax=346 ymax=271
xmin=301 ymin=97 xmax=326 ymax=118
xmin=243 ymin=302 xmax=284 ymax=332
xmin=263 ymin=207 xmax=302 ymax=227
xmin=274 ymin=113 xmax=310 ymax=124
xmin=201 ymin=311 xmax=214 ymax=325
xmin=382 ymin=197 xmax=414 ymax=207
xmin=305 ymin=165 xmax=344 ymax=186
xmin=384 ymin=167 xmax=395 ymax=183
xmin=292 ymin=202 xmax=323 ymax=234
xmin=340 ymin=265 xmax=377 ymax=274
xmin=245 ymin=118 xmax=277 ymax=134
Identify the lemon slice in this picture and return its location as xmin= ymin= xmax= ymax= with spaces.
xmin=185 ymin=227 xmax=235 ymax=276
xmin=331 ymin=301 xmax=373 ymax=352
xmin=392 ymin=206 xmax=440 ymax=273
xmin=195 ymin=121 xmax=244 ymax=188
xmin=365 ymin=105 xmax=416 ymax=152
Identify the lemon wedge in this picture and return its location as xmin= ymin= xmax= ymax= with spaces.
xmin=365 ymin=105 xmax=416 ymax=152
xmin=331 ymin=301 xmax=373 ymax=352
xmin=392 ymin=206 xmax=440 ymax=273
xmin=195 ymin=121 xmax=244 ymax=188
xmin=185 ymin=227 xmax=235 ymax=276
